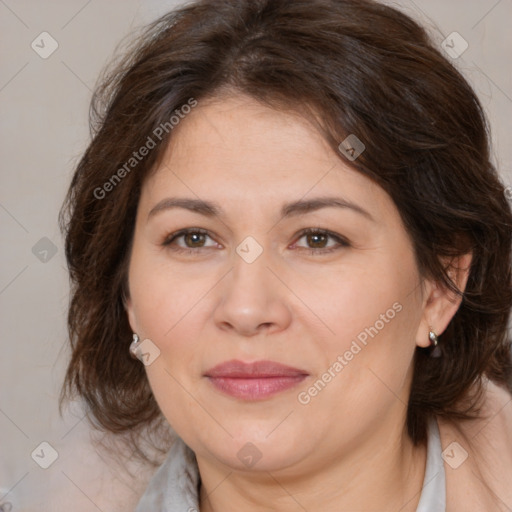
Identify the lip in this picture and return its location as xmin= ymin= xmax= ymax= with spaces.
xmin=204 ymin=359 xmax=309 ymax=400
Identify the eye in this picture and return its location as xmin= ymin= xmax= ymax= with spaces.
xmin=292 ymin=228 xmax=349 ymax=255
xmin=161 ymin=227 xmax=349 ymax=256
xmin=162 ymin=228 xmax=219 ymax=254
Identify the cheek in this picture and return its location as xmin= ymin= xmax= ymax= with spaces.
xmin=131 ymin=276 xmax=207 ymax=436
xmin=303 ymin=254 xmax=422 ymax=406
xmin=295 ymin=311 xmax=418 ymax=442
xmin=129 ymin=244 xmax=206 ymax=340
xmin=128 ymin=254 xmax=209 ymax=409
xmin=133 ymin=282 xmax=205 ymax=381
xmin=300 ymin=256 xmax=417 ymax=352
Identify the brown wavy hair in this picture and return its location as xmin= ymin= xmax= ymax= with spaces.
xmin=59 ymin=0 xmax=512 ymax=456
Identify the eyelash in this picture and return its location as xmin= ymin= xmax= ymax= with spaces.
xmin=161 ymin=227 xmax=349 ymax=256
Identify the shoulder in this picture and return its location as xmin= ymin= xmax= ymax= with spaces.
xmin=437 ymin=378 xmax=512 ymax=511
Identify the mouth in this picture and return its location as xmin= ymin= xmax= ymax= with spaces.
xmin=204 ymin=359 xmax=309 ymax=400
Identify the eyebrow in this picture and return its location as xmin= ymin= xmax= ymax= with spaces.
xmin=147 ymin=196 xmax=374 ymax=222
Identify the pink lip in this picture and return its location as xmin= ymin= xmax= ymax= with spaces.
xmin=204 ymin=360 xmax=309 ymax=400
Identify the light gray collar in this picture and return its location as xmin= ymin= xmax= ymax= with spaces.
xmin=134 ymin=437 xmax=199 ymax=512
xmin=415 ymin=417 xmax=446 ymax=512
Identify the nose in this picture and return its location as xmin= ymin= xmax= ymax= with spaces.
xmin=212 ymin=247 xmax=292 ymax=337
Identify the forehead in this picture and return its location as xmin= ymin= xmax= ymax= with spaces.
xmin=139 ymin=94 xmax=392 ymax=223
xmin=159 ymin=95 xmax=334 ymax=178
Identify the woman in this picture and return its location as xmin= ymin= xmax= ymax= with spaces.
xmin=59 ymin=0 xmax=512 ymax=510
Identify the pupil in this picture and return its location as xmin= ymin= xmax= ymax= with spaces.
xmin=183 ymin=233 xmax=328 ymax=249
xmin=186 ymin=233 xmax=204 ymax=247
xmin=309 ymin=233 xmax=326 ymax=248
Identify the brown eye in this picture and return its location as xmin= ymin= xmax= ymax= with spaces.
xmin=305 ymin=232 xmax=329 ymax=248
xmin=183 ymin=232 xmax=207 ymax=248
xmin=294 ymin=228 xmax=349 ymax=254
xmin=162 ymin=228 xmax=218 ymax=254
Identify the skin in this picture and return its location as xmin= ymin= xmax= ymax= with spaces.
xmin=126 ymin=93 xmax=471 ymax=511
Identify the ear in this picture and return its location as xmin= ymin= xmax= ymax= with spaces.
xmin=415 ymin=252 xmax=472 ymax=348
xmin=122 ymin=286 xmax=139 ymax=334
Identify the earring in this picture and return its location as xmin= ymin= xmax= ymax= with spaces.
xmin=129 ymin=333 xmax=142 ymax=360
xmin=429 ymin=327 xmax=442 ymax=358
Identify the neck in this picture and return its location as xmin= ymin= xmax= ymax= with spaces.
xmin=197 ymin=418 xmax=427 ymax=512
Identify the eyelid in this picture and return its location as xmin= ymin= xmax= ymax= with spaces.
xmin=162 ymin=227 xmax=349 ymax=254
xmin=162 ymin=227 xmax=218 ymax=247
xmin=292 ymin=227 xmax=350 ymax=252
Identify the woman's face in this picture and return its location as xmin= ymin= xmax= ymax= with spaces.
xmin=126 ymin=93 xmax=432 ymax=473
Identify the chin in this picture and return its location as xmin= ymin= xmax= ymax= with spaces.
xmin=196 ymin=426 xmax=307 ymax=472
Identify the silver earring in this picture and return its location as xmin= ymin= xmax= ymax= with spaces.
xmin=129 ymin=333 xmax=142 ymax=359
xmin=429 ymin=327 xmax=441 ymax=358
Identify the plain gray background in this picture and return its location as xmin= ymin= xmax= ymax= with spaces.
xmin=1 ymin=0 xmax=511 ymax=510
